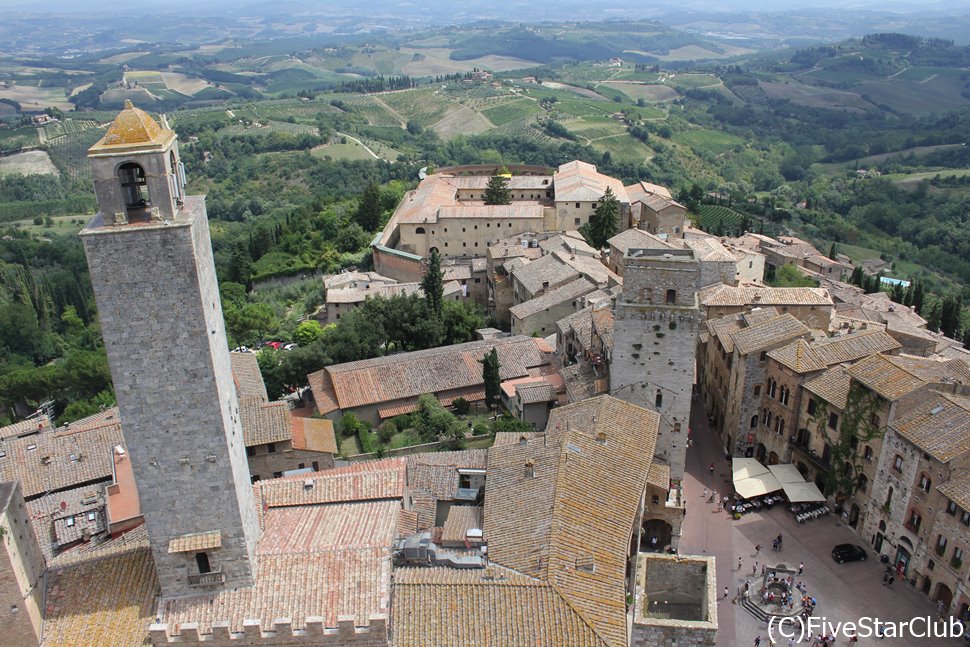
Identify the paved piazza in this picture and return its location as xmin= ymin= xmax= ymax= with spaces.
xmin=679 ymin=400 xmax=964 ymax=646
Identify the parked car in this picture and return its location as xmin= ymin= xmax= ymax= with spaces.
xmin=283 ymin=343 xmax=298 ymax=351
xmin=832 ymin=544 xmax=867 ymax=563
xmin=264 ymin=341 xmax=283 ymax=350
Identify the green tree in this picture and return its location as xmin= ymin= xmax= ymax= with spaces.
xmin=940 ymin=294 xmax=963 ymax=339
xmin=355 ymin=184 xmax=383 ymax=231
xmin=421 ymin=249 xmax=444 ymax=318
xmin=294 ymin=320 xmax=324 ymax=347
xmin=768 ymin=264 xmax=819 ymax=288
xmin=579 ymin=186 xmax=619 ymax=249
xmin=913 ymin=279 xmax=925 ymax=315
xmin=480 ymin=347 xmax=501 ymax=411
xmin=414 ymin=394 xmax=465 ymax=445
xmin=483 ymin=174 xmax=511 ymax=205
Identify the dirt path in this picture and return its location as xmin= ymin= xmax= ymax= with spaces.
xmin=335 ymin=132 xmax=380 ymax=159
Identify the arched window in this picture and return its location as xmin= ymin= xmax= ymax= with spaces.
xmin=665 ymin=289 xmax=676 ymax=304
xmin=886 ymin=487 xmax=894 ymax=509
xmin=781 ymin=386 xmax=790 ymax=406
xmin=919 ymin=473 xmax=932 ymax=493
xmin=117 ymin=161 xmax=150 ymax=210
xmin=857 ymin=474 xmax=868 ymax=493
xmin=777 ymin=419 xmax=785 ymax=436
xmin=415 ymin=226 xmax=426 ymax=234
xmin=655 ymin=389 xmax=663 ymax=408
xmin=750 ymin=415 xmax=758 ymax=428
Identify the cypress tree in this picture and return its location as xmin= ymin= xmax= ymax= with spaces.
xmin=421 ymin=248 xmax=444 ymax=317
xmin=355 ymin=184 xmax=383 ymax=231
xmin=483 ymin=174 xmax=512 ymax=205
xmin=480 ymin=347 xmax=501 ymax=411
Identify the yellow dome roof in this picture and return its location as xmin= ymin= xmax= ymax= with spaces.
xmin=102 ymin=100 xmax=163 ymax=146
xmin=88 ymin=100 xmax=175 ymax=156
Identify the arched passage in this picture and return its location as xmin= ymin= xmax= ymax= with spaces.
xmin=641 ymin=519 xmax=673 ymax=552
xmin=117 ymin=161 xmax=151 ymax=218
xmin=935 ymin=584 xmax=953 ymax=613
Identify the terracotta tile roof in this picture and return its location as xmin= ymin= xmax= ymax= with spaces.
xmin=290 ymin=416 xmax=337 ymax=453
xmin=0 ymin=414 xmax=51 ymax=440
xmin=493 ymin=431 xmax=542 ymax=447
xmin=0 ymin=414 xmax=124 ymax=499
xmin=557 ymin=306 xmax=594 ymax=347
xmin=732 ymin=314 xmax=810 ymax=355
xmin=484 ymin=395 xmax=658 ymax=647
xmin=559 ymin=362 xmax=605 ymax=403
xmin=608 ymin=228 xmax=672 ymax=254
xmin=28 ymin=485 xmax=107 ymax=560
xmin=230 ymin=351 xmax=268 ymax=401
xmin=625 ymin=180 xmax=672 ymax=202
xmin=441 ymin=505 xmax=484 ymax=543
xmin=517 ymin=382 xmax=557 ymax=404
xmin=41 ymin=544 xmax=157 ymax=647
xmin=255 ymin=458 xmax=406 ymax=510
xmin=683 ymin=236 xmax=736 ymax=263
xmin=641 ymin=193 xmax=685 ymax=212
xmin=407 ymin=450 xmax=486 ymax=502
xmin=307 ymin=336 xmax=553 ymax=413
xmin=554 ymin=160 xmax=629 ymax=203
xmin=512 ymin=252 xmax=582 ymax=295
xmin=159 ymin=501 xmax=397 ymax=635
xmin=326 ymin=281 xmax=422 ymax=304
xmin=168 ymin=530 xmax=222 ymax=554
xmin=377 ymin=402 xmax=421 ymax=419
xmin=700 ymin=284 xmax=832 ymax=307
xmin=893 ymin=392 xmax=970 ymax=462
xmin=803 ymin=365 xmax=852 ymax=410
xmin=397 ymin=508 xmax=418 ymax=537
xmin=706 ymin=314 xmax=745 ymax=354
xmin=591 ymin=302 xmax=615 ymax=349
xmin=239 ymin=398 xmax=292 ymax=447
xmin=510 ymin=277 xmax=597 ymax=320
xmin=539 ymin=233 xmax=599 ymax=257
xmin=769 ymin=329 xmax=901 ymax=373
xmin=647 ymin=463 xmax=670 ymax=491
xmin=324 ymin=271 xmax=394 ymax=291
xmin=392 ymin=567 xmax=607 ymax=647
xmin=939 ymin=471 xmax=970 ymax=512
xmin=847 ymin=354 xmax=970 ymax=401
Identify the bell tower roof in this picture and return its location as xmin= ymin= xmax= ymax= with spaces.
xmin=89 ymin=100 xmax=175 ymax=156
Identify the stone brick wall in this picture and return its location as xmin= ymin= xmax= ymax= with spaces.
xmin=611 ymin=250 xmax=700 ymax=481
xmin=81 ymin=200 xmax=259 ymax=598
xmin=0 ymin=482 xmax=45 ymax=646
xmin=633 ymin=554 xmax=718 ymax=647
xmin=150 ymin=616 xmax=388 ymax=646
xmin=372 ymin=246 xmax=425 ymax=283
xmin=248 ymin=444 xmax=335 ymax=481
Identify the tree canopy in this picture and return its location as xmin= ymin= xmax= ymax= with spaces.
xmin=579 ymin=186 xmax=620 ymax=249
xmin=483 ymin=174 xmax=512 ymax=205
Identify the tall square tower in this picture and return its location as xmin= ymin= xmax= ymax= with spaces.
xmin=80 ymin=102 xmax=258 ymax=598
xmin=611 ymin=248 xmax=700 ymax=482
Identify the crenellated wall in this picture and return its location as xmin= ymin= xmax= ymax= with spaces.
xmin=149 ymin=614 xmax=388 ymax=646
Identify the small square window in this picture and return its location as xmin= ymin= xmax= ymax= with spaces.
xmin=66 ymin=517 xmax=75 ymax=527
xmin=267 ymin=443 xmax=276 ymax=454
xmin=87 ymin=512 xmax=96 ymax=521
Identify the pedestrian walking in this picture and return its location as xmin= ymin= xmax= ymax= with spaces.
xmin=723 ymin=586 xmax=729 ymax=599
xmin=703 ymin=488 xmax=708 ymax=500
xmin=788 ymin=639 xmax=796 ymax=647
xmin=761 ymin=564 xmax=767 ymax=576
xmin=797 ymin=561 xmax=804 ymax=575
xmin=710 ymin=462 xmax=715 ymax=474
xmin=752 ymin=561 xmax=758 ymax=575
xmin=754 ymin=636 xmax=761 ymax=647
xmin=755 ymin=544 xmax=761 ymax=557
xmin=738 ymin=556 xmax=743 ymax=570
xmin=882 ymin=572 xmax=889 ymax=585
xmin=887 ymin=575 xmax=894 ymax=587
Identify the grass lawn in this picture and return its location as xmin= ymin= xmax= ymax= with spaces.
xmin=339 ymin=434 xmax=361 ymax=457
xmin=311 ymin=141 xmax=376 ymax=161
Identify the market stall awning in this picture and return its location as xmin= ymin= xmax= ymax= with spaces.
xmin=768 ymin=464 xmax=827 ymax=502
xmin=732 ymin=458 xmax=782 ymax=498
xmin=781 ymin=481 xmax=826 ymax=503
xmin=768 ymin=463 xmax=806 ymax=484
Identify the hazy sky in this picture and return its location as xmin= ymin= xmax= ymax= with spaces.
xmin=2 ymin=0 xmax=970 ymax=12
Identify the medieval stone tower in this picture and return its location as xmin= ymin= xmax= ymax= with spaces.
xmin=611 ymin=248 xmax=700 ymax=484
xmin=81 ymin=101 xmax=259 ymax=598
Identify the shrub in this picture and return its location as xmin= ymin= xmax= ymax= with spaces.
xmin=452 ymin=397 xmax=470 ymax=415
xmin=473 ymin=422 xmax=490 ymax=436
xmin=377 ymin=420 xmax=397 ymax=444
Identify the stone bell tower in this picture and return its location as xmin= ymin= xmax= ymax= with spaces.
xmin=81 ymin=102 xmax=259 ymax=598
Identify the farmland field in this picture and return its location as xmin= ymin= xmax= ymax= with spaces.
xmin=599 ymin=82 xmax=679 ymax=103
xmin=664 ymin=74 xmax=721 ymax=90
xmin=47 ymin=127 xmax=108 ymax=181
xmin=673 ymin=129 xmax=745 ymax=156
xmin=312 ymin=140 xmax=375 ymax=161
xmin=431 ymin=106 xmax=493 ymax=139
xmin=400 ymin=48 xmax=540 ymax=76
xmin=0 ymin=84 xmax=73 ymax=111
xmin=479 ymin=99 xmax=541 ymax=126
xmin=696 ymin=204 xmax=780 ymax=237
xmin=758 ymin=81 xmax=871 ymax=111
xmin=379 ymin=89 xmax=458 ymax=128
xmin=0 ymin=150 xmax=59 ymax=177
xmin=0 ymin=126 xmax=40 ymax=151
xmin=590 ymin=136 xmax=653 ymax=164
xmin=854 ymin=76 xmax=970 ymax=116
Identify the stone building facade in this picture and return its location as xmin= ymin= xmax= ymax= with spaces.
xmin=611 ymin=248 xmax=700 ymax=484
xmin=0 ymin=481 xmax=45 ymax=645
xmin=81 ymin=103 xmax=259 ymax=598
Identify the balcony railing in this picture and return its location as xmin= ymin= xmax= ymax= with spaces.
xmin=188 ymin=567 xmax=225 ymax=587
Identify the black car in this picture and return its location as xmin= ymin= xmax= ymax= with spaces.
xmin=832 ymin=543 xmax=867 ymax=563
